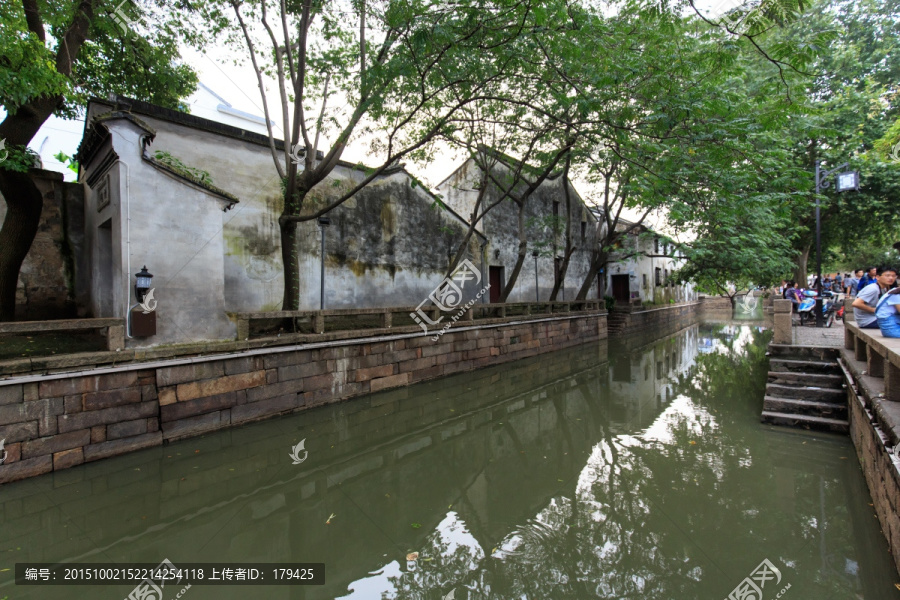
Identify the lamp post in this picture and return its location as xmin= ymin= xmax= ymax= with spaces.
xmin=318 ymin=217 xmax=330 ymax=310
xmin=532 ymin=250 xmax=539 ymax=302
xmin=814 ymin=161 xmax=858 ymax=326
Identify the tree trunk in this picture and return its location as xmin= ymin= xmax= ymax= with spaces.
xmin=793 ymin=243 xmax=810 ymax=285
xmin=549 ymin=246 xmax=575 ymax=301
xmin=0 ymin=171 xmax=43 ymax=321
xmin=499 ymin=205 xmax=527 ymax=302
xmin=576 ymin=249 xmax=608 ymax=301
xmin=280 ymin=218 xmax=300 ymax=310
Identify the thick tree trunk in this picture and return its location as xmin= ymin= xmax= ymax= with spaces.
xmin=279 ymin=218 xmax=300 ymax=310
xmin=793 ymin=243 xmax=810 ymax=285
xmin=0 ymin=171 xmax=43 ymax=321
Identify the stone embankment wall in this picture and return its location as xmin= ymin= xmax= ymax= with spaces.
xmin=610 ymin=302 xmax=702 ymax=336
xmin=0 ymin=314 xmax=606 ymax=484
xmin=841 ymin=322 xmax=900 ymax=576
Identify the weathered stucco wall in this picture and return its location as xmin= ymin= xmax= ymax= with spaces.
xmin=79 ymin=112 xmax=236 ymax=347
xmin=0 ymin=313 xmax=606 ymax=484
xmin=85 ymin=100 xmax=483 ymax=320
xmin=437 ymin=158 xmax=599 ymax=302
xmin=0 ymin=169 xmax=86 ymax=320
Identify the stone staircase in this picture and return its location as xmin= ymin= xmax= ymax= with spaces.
xmin=607 ymin=306 xmax=631 ymax=335
xmin=760 ymin=345 xmax=848 ymax=433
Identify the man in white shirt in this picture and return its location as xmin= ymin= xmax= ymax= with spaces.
xmin=852 ymin=267 xmax=898 ymax=328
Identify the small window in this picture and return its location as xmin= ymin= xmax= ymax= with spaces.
xmin=654 ymin=238 xmax=659 ymax=253
xmin=643 ymin=273 xmax=648 ymax=288
xmin=552 ymin=201 xmax=560 ymax=216
xmin=655 ymin=267 xmax=661 ymax=286
xmin=581 ymin=221 xmax=587 ymax=240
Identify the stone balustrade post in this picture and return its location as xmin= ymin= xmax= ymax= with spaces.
xmin=844 ymin=297 xmax=856 ymax=322
xmin=886 ymin=361 xmax=900 ymax=402
xmin=773 ymin=299 xmax=792 ymax=344
xmin=313 ymin=313 xmax=325 ymax=334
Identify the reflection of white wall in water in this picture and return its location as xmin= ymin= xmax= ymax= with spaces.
xmin=607 ymin=326 xmax=700 ymax=431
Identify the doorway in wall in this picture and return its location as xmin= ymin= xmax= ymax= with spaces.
xmin=611 ymin=274 xmax=630 ymax=304
xmin=489 ymin=266 xmax=504 ymax=303
xmin=98 ymin=219 xmax=113 ymax=316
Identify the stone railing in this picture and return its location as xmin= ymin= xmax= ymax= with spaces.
xmin=772 ymin=299 xmax=792 ymax=344
xmin=844 ymin=321 xmax=900 ymax=402
xmin=0 ymin=317 xmax=126 ymax=352
xmin=232 ymin=301 xmax=603 ymax=340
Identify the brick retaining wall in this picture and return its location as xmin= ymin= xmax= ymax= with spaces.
xmin=0 ymin=313 xmax=606 ymax=484
xmin=845 ymin=364 xmax=900 ymax=575
xmin=612 ymin=302 xmax=700 ymax=336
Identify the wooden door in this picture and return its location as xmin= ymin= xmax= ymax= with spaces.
xmin=611 ymin=274 xmax=630 ymax=304
xmin=489 ymin=266 xmax=503 ymax=303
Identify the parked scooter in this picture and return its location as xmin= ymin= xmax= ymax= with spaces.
xmin=798 ymin=290 xmax=836 ymax=327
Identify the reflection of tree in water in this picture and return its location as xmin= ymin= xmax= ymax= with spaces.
xmin=375 ymin=326 xmax=871 ymax=598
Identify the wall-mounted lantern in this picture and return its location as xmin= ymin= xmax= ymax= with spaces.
xmin=130 ymin=265 xmax=157 ymax=338
xmin=135 ymin=266 xmax=153 ymax=302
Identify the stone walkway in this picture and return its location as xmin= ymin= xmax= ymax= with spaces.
xmin=792 ymin=319 xmax=845 ymax=347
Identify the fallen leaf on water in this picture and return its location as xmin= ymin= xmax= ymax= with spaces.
xmin=406 ymin=552 xmax=419 ymax=561
xmin=326 ymin=513 xmax=336 ymax=525
xmin=411 ymin=523 xmax=422 ymax=529
xmin=689 ymin=441 xmax=697 ymax=445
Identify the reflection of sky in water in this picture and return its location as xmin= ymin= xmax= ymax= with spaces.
xmin=340 ymin=511 xmax=484 ymax=599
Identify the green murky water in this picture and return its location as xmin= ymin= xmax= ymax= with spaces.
xmin=1 ymin=321 xmax=897 ymax=599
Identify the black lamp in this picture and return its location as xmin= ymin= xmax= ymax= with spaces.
xmin=134 ymin=266 xmax=153 ymax=303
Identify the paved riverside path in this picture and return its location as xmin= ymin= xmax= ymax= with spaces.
xmin=793 ymin=320 xmax=845 ymax=347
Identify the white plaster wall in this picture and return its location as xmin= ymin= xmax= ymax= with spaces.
xmin=82 ymin=117 xmax=235 ymax=347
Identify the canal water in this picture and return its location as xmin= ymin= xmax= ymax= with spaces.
xmin=0 ymin=321 xmax=897 ymax=599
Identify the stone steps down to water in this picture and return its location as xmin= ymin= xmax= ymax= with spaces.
xmin=761 ymin=346 xmax=848 ymax=433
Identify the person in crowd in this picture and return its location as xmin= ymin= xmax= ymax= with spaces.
xmin=784 ymin=280 xmax=801 ymax=312
xmin=852 ymin=267 xmax=898 ymax=329
xmin=876 ymin=287 xmax=900 ymax=338
xmin=846 ymin=269 xmax=862 ymax=297
xmin=833 ymin=273 xmax=843 ymax=293
xmin=857 ymin=266 xmax=878 ymax=293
